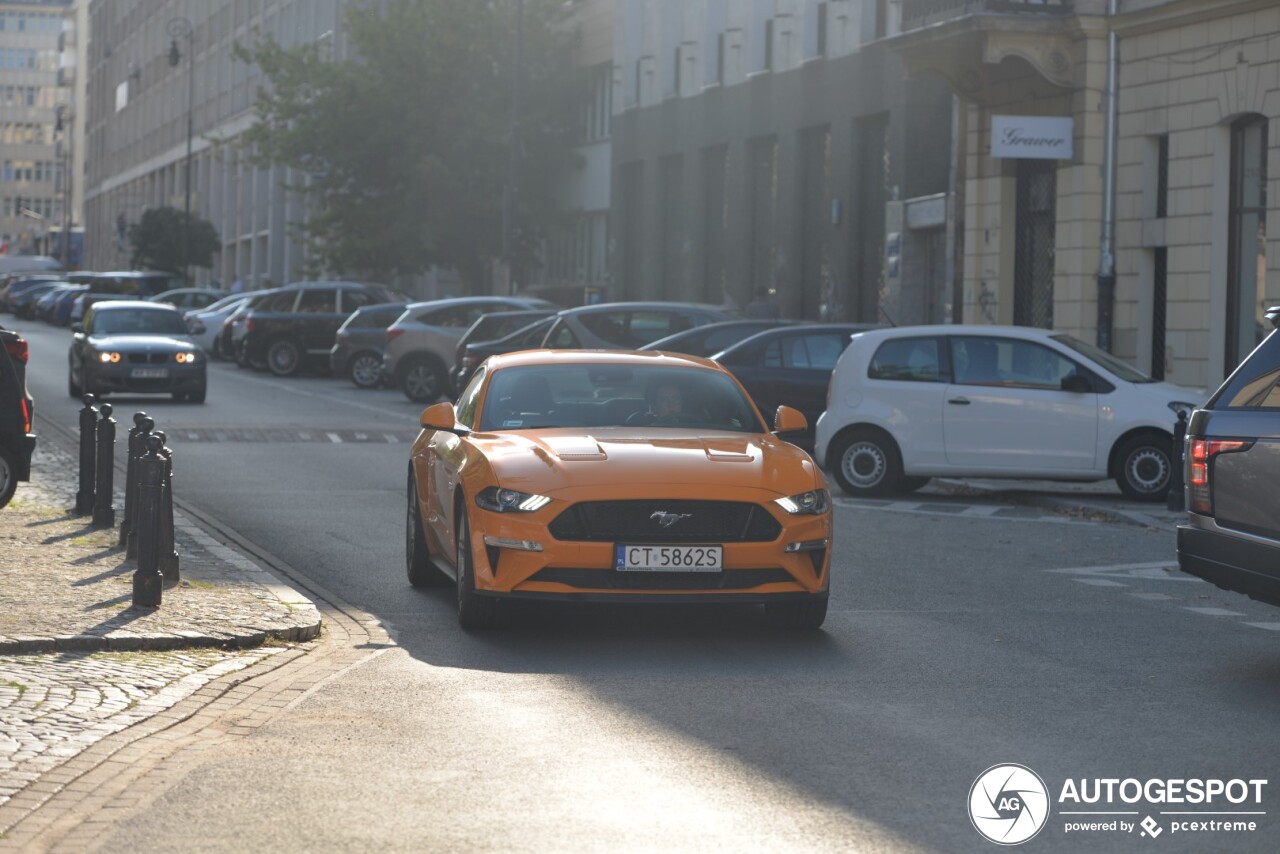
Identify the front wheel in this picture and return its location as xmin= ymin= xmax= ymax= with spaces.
xmin=1115 ymin=433 xmax=1172 ymax=501
xmin=455 ymin=507 xmax=504 ymax=629
xmin=68 ymin=369 xmax=82 ymax=398
xmin=829 ymin=429 xmax=904 ymax=497
xmin=406 ymin=473 xmax=450 ymax=588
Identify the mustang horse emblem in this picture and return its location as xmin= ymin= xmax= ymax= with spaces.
xmin=650 ymin=511 xmax=692 ymax=528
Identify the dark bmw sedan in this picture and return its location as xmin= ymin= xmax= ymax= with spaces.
xmin=69 ymin=302 xmax=207 ymax=402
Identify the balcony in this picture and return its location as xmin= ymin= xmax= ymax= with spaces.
xmin=902 ymin=0 xmax=1074 ymax=31
xmin=890 ymin=0 xmax=1079 ymax=102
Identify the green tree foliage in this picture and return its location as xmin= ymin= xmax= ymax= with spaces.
xmin=128 ymin=207 xmax=221 ymax=275
xmin=237 ymin=0 xmax=582 ymax=288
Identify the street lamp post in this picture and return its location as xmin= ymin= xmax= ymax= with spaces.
xmin=168 ymin=17 xmax=195 ymax=285
xmin=502 ymin=0 xmax=524 ymax=295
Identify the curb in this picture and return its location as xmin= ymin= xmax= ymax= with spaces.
xmin=931 ymin=479 xmax=1180 ymax=529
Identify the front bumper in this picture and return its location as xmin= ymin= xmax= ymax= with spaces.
xmin=85 ymin=363 xmax=206 ymax=395
xmin=463 ymin=488 xmax=833 ymax=600
xmin=1177 ymin=521 xmax=1280 ymax=607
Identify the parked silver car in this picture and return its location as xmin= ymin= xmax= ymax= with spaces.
xmin=383 ymin=296 xmax=555 ymax=403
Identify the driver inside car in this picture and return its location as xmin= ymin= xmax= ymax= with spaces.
xmin=627 ymin=380 xmax=687 ymax=425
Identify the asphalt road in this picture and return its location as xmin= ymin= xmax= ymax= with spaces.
xmin=9 ymin=318 xmax=1280 ymax=853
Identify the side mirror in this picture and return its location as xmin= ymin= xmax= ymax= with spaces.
xmin=773 ymin=405 xmax=808 ymax=435
xmin=71 ymin=322 xmax=83 ymax=334
xmin=1061 ymin=373 xmax=1092 ymax=394
xmin=420 ymin=401 xmax=468 ymax=435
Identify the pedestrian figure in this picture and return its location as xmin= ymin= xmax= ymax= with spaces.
xmin=230 ymin=277 xmax=243 ymax=294
xmin=744 ymin=286 xmax=780 ymax=319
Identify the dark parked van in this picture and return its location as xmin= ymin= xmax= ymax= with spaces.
xmin=0 ymin=325 xmax=36 ymax=508
xmin=1178 ymin=305 xmax=1280 ymax=606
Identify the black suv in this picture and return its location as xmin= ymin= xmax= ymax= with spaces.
xmin=0 ymin=325 xmax=36 ymax=508
xmin=1178 ymin=306 xmax=1280 ymax=606
xmin=240 ymin=282 xmax=405 ymax=376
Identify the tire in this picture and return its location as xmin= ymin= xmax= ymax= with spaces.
xmin=764 ymin=597 xmax=828 ymax=630
xmin=400 ymin=356 xmax=447 ymax=404
xmin=189 ymin=384 xmax=207 ymax=404
xmin=1114 ymin=433 xmax=1173 ymax=501
xmin=455 ymin=506 xmax=503 ymax=629
xmin=349 ymin=351 xmax=383 ymax=389
xmin=266 ymin=337 xmax=302 ymax=377
xmin=68 ymin=370 xmax=82 ymax=399
xmin=406 ymin=472 xmax=449 ymax=588
xmin=0 ymin=445 xmax=18 ymax=509
xmin=829 ymin=428 xmax=905 ymax=497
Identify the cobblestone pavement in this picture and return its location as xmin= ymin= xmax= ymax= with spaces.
xmin=0 ymin=438 xmax=325 ymax=818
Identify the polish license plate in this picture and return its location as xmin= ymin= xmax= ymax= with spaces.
xmin=614 ymin=544 xmax=723 ymax=572
xmin=130 ymin=367 xmax=169 ymax=379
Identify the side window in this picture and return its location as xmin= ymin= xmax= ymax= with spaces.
xmin=1213 ymin=334 xmax=1280 ymax=408
xmin=342 ymin=289 xmax=375 ymax=312
xmin=420 ymin=304 xmax=486 ymax=328
xmin=868 ymin=337 xmax=944 ymax=382
xmin=627 ymin=311 xmax=681 ymax=346
xmin=456 ymin=367 xmax=486 ymax=427
xmin=263 ymin=291 xmax=299 ymax=312
xmin=579 ymin=311 xmax=631 ymax=346
xmin=952 ymin=337 xmax=1078 ymax=389
xmin=804 ymin=335 xmax=847 ymax=371
xmin=763 ymin=340 xmax=783 ymax=368
xmin=544 ymin=318 xmax=581 ymax=348
xmin=296 ymin=289 xmax=337 ymax=313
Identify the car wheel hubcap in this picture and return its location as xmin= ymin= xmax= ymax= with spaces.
xmin=1127 ymin=448 xmax=1169 ymax=493
xmin=407 ymin=367 xmax=437 ymax=399
xmin=843 ymin=442 xmax=886 ymax=489
xmin=271 ymin=347 xmax=296 ymax=372
xmin=353 ymin=356 xmax=380 ymax=386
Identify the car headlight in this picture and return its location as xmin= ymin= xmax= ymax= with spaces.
xmin=98 ymin=351 xmax=121 ymax=364
xmin=775 ymin=489 xmax=830 ymax=515
xmin=475 ymin=486 xmax=551 ymax=513
xmin=174 ymin=351 xmax=199 ymax=364
xmin=1168 ymin=401 xmax=1198 ymax=419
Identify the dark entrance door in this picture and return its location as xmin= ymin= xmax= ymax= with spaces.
xmin=1014 ymin=159 xmax=1057 ymax=328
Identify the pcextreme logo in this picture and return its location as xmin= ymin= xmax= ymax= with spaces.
xmin=968 ymin=764 xmax=1051 ymax=845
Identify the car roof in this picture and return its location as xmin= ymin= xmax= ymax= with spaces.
xmin=487 ymin=349 xmax=722 ymax=372
xmin=403 ymin=296 xmax=545 ymax=311
xmin=90 ymin=300 xmax=182 ymax=312
xmin=850 ymin=324 xmax=1066 ymax=341
xmin=558 ymin=301 xmax=729 ymax=316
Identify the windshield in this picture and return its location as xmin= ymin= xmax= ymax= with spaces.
xmin=1051 ymin=334 xmax=1153 ymax=383
xmin=92 ymin=310 xmax=189 ymax=337
xmin=478 ymin=364 xmax=765 ymax=433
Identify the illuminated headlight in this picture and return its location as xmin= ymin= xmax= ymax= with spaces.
xmin=775 ymin=489 xmax=830 ymax=515
xmin=98 ymin=351 xmax=121 ymax=364
xmin=174 ymin=351 xmax=198 ymax=364
xmin=1168 ymin=401 xmax=1198 ymax=419
xmin=476 ymin=486 xmax=551 ymax=513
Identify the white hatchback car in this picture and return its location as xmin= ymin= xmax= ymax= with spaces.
xmin=814 ymin=325 xmax=1203 ymax=501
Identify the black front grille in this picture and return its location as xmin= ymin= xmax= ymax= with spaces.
xmin=528 ymin=567 xmax=794 ymax=591
xmin=548 ymin=500 xmax=782 ymax=543
xmin=127 ymin=353 xmax=170 ymax=364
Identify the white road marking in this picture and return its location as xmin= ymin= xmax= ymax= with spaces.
xmin=384 ymin=433 xmax=400 ymax=443
xmin=959 ymin=504 xmax=1002 ymax=517
xmin=1047 ymin=561 xmax=1194 ymax=581
xmin=1076 ymin=579 xmax=1126 ymax=587
xmin=1129 ymin=592 xmax=1173 ymax=601
xmin=835 ymin=499 xmax=1093 ymax=524
xmin=1184 ymin=607 xmax=1245 ymax=617
xmin=326 ymin=432 xmax=342 ymax=443
xmin=1244 ymin=623 xmax=1280 ymax=631
xmin=354 ymin=432 xmax=368 ymax=441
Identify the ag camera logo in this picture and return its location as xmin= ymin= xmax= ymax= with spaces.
xmin=969 ymin=764 xmax=1050 ymax=845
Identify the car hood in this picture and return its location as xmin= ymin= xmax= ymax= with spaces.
xmin=87 ymin=334 xmax=197 ymax=351
xmin=469 ymin=428 xmax=821 ymax=496
xmin=1127 ymin=380 xmax=1206 ymax=407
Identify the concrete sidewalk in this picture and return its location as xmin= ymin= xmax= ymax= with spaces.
xmin=0 ymin=441 xmax=322 ymax=654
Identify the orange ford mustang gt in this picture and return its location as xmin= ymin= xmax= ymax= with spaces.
xmin=407 ymin=350 xmax=832 ymax=629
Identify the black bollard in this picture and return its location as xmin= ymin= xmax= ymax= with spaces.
xmin=118 ymin=412 xmax=149 ymax=547
xmin=126 ymin=416 xmax=155 ymax=559
xmin=91 ymin=403 xmax=117 ymax=528
xmin=1167 ymin=410 xmax=1188 ymax=512
xmin=155 ymin=431 xmax=180 ymax=586
xmin=75 ymin=394 xmax=98 ymax=514
xmin=132 ymin=433 xmax=166 ymax=608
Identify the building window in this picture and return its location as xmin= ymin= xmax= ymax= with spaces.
xmin=1226 ymin=114 xmax=1268 ymax=372
xmin=764 ymin=18 xmax=775 ymax=71
xmin=875 ymin=0 xmax=888 ymax=39
xmin=1152 ymin=247 xmax=1167 ymax=380
xmin=716 ymin=32 xmax=726 ymax=84
xmin=673 ymin=45 xmax=682 ymax=96
xmin=1156 ymin=134 xmax=1169 ymax=219
xmin=818 ymin=2 xmax=829 ymax=57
